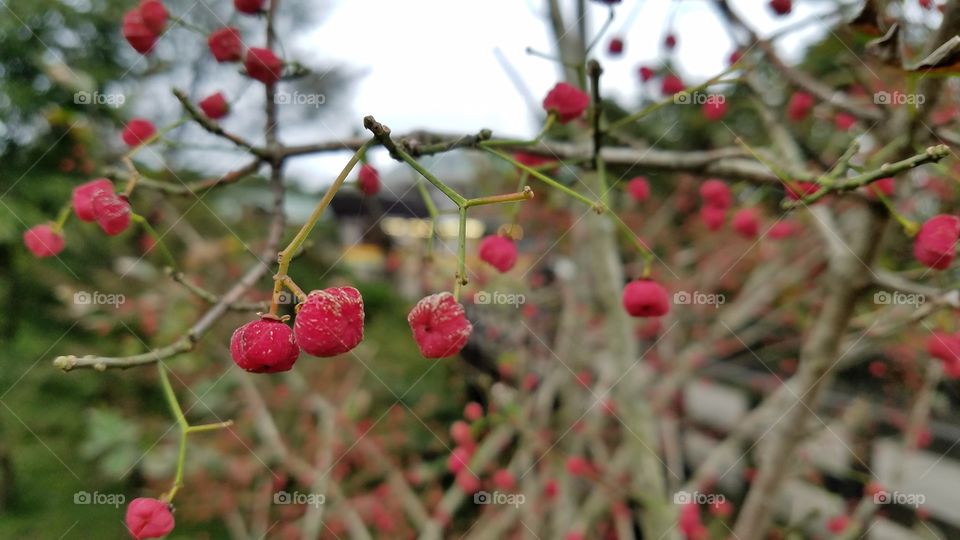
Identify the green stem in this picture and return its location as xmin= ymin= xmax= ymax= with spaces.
xmin=454 ymin=206 xmax=468 ymax=301
xmin=481 ymin=113 xmax=556 ymax=148
xmin=186 ymin=421 xmax=234 ymax=434
xmin=157 ymin=363 xmax=188 ymax=502
xmin=416 ymin=179 xmax=439 ymax=259
xmin=464 ymin=187 xmax=534 ymax=208
xmin=395 ymin=148 xmax=467 ymax=207
xmin=613 ymin=217 xmax=654 ymax=276
xmin=132 ymin=214 xmax=178 ymax=270
xmin=607 ymin=69 xmax=740 ymax=132
xmin=509 ymin=170 xmax=530 ymax=225
xmin=484 ymin=147 xmax=601 ymax=211
xmin=51 ymin=203 xmax=71 ymax=233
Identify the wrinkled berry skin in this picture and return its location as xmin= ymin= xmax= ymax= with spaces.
xmin=92 ymin=192 xmax=132 ymax=236
xmin=542 ymin=82 xmax=590 ymax=124
xmin=408 ymin=292 xmax=473 ymax=358
xmin=73 ymin=178 xmax=114 ymax=222
xmin=208 ymin=27 xmax=244 ymax=62
xmin=478 ymin=235 xmax=518 ymax=273
xmin=245 ymin=47 xmax=283 ymax=84
xmin=358 ymin=164 xmax=380 ymax=196
xmin=914 ymin=214 xmax=960 ymax=270
xmin=294 ymin=287 xmax=365 ymax=357
xmin=23 ymin=225 xmax=65 ymax=258
xmin=622 ymin=279 xmax=670 ymax=317
xmin=230 ymin=316 xmax=300 ymax=373
xmin=199 ymin=92 xmax=230 ymax=119
xmin=122 ymin=119 xmax=157 ymax=147
xmin=125 ymin=497 xmax=175 ymax=540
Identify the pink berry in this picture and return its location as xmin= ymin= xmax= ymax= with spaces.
xmin=456 ymin=470 xmax=481 ymax=493
xmin=626 ymin=177 xmax=650 ymax=202
xmin=407 ymin=292 xmax=473 ymax=358
xmin=230 ymin=316 xmax=301 ymax=373
xmin=122 ymin=118 xmax=156 ymax=148
xmin=664 ymin=34 xmax=677 ymax=49
xmin=122 ymin=10 xmax=157 ymax=55
xmin=208 ymin=27 xmax=244 ymax=62
xmin=661 ymin=74 xmax=684 ymax=95
xmin=478 ymin=235 xmax=518 ymax=273
xmin=786 ymin=91 xmax=814 ymax=122
xmin=914 ymin=214 xmax=960 ymax=270
xmin=492 ymin=469 xmax=516 ymax=490
xmin=23 ymin=224 xmax=65 ymax=258
xmin=622 ymin=279 xmax=669 ymax=318
xmin=638 ymin=66 xmax=655 ymax=82
xmin=125 ymin=497 xmax=175 ymax=540
xmin=138 ymin=0 xmax=168 ymax=35
xmin=826 ymin=515 xmax=850 ymax=534
xmin=607 ymin=37 xmax=624 ymax=55
xmin=731 ymin=207 xmax=760 ymax=238
xmin=92 ymin=191 xmax=132 ymax=236
xmin=514 ymin=152 xmax=555 ymax=170
xmin=768 ymin=220 xmax=797 ymax=240
xmin=699 ymin=179 xmax=732 ymax=209
xmin=834 ymin=112 xmax=857 ymax=131
xmin=199 ymin=92 xmax=230 ymax=119
xmin=768 ymin=0 xmax=792 ymax=15
xmin=700 ymin=205 xmax=726 ymax=231
xmin=447 ymin=446 xmax=472 ymax=474
xmin=542 ymin=82 xmax=590 ymax=124
xmin=358 ymin=164 xmax=380 ymax=196
xmin=565 ymin=456 xmax=594 ymax=477
xmin=865 ymin=177 xmax=895 ymax=199
xmin=294 ymin=287 xmax=365 ymax=357
xmin=702 ymin=98 xmax=727 ymax=121
xmin=464 ymin=402 xmax=483 ymax=421
xmin=72 ymin=178 xmax=114 ymax=222
xmin=234 ymin=0 xmax=266 ymax=15
xmin=244 ymin=47 xmax=283 ymax=84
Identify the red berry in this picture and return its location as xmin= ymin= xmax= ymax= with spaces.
xmin=125 ymin=497 xmax=175 ymax=540
xmin=607 ymin=37 xmax=624 ymax=55
xmin=122 ymin=10 xmax=158 ymax=54
xmin=768 ymin=220 xmax=797 ymax=240
xmin=728 ymin=50 xmax=743 ymax=65
xmin=702 ymin=98 xmax=727 ymax=121
xmin=514 ymin=152 xmax=555 ymax=169
xmin=447 ymin=446 xmax=472 ymax=474
xmin=450 ymin=420 xmax=473 ymax=447
xmin=699 ymin=179 xmax=732 ymax=209
xmin=786 ymin=91 xmax=814 ymax=122
xmin=230 ymin=316 xmax=300 ymax=373
xmin=661 ymin=74 xmax=685 ymax=95
xmin=455 ymin=470 xmax=481 ymax=493
xmin=626 ymin=176 xmax=650 ymax=202
xmin=700 ymin=206 xmax=726 ymax=231
xmin=769 ymin=0 xmax=792 ymax=15
xmin=407 ymin=292 xmax=473 ymax=358
xmin=23 ymin=224 xmax=65 ymax=258
xmin=234 ymin=0 xmax=266 ymax=15
xmin=542 ymin=82 xmax=590 ymax=124
xmin=826 ymin=515 xmax=850 ymax=534
xmin=622 ymin=279 xmax=670 ymax=318
xmin=72 ymin=178 xmax=114 ymax=222
xmin=294 ymin=287 xmax=365 ymax=357
xmin=664 ymin=34 xmax=677 ymax=49
xmin=464 ymin=402 xmax=483 ymax=421
xmin=92 ymin=192 xmax=132 ymax=236
xmin=865 ymin=177 xmax=895 ymax=199
xmin=357 ymin=163 xmax=380 ymax=196
xmin=478 ymin=235 xmax=518 ymax=273
xmin=785 ymin=181 xmax=820 ymax=201
xmin=122 ymin=118 xmax=156 ymax=148
xmin=638 ymin=66 xmax=655 ymax=82
xmin=565 ymin=456 xmax=594 ymax=477
xmin=914 ymin=214 xmax=960 ymax=270
xmin=199 ymin=92 xmax=230 ymax=119
xmin=492 ymin=469 xmax=516 ymax=490
xmin=138 ymin=0 xmax=168 ymax=34
xmin=834 ymin=112 xmax=857 ymax=131
xmin=731 ymin=207 xmax=760 ymax=238
xmin=208 ymin=27 xmax=244 ymax=62
xmin=244 ymin=47 xmax=283 ymax=85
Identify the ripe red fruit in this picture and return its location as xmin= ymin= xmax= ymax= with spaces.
xmin=244 ymin=47 xmax=283 ymax=84
xmin=122 ymin=118 xmax=157 ymax=147
xmin=768 ymin=220 xmax=797 ymax=240
xmin=565 ymin=456 xmax=594 ymax=477
xmin=664 ymin=34 xmax=677 ymax=49
xmin=607 ymin=37 xmax=624 ymax=55
xmin=661 ymin=74 xmax=685 ymax=95
xmin=927 ymin=332 xmax=960 ymax=378
xmin=407 ymin=292 xmax=473 ymax=358
xmin=234 ymin=0 xmax=266 ymax=14
xmin=622 ymin=279 xmax=670 ymax=317
xmin=700 ymin=179 xmax=732 ymax=209
xmin=834 ymin=112 xmax=856 ymax=131
xmin=455 ymin=470 xmax=481 ymax=493
xmin=728 ymin=50 xmax=743 ymax=65
xmin=447 ymin=446 xmax=472 ymax=474
xmin=357 ymin=164 xmax=380 ymax=196
xmin=542 ymin=82 xmax=590 ymax=124
xmin=72 ymin=178 xmax=114 ymax=221
xmin=478 ymin=235 xmax=518 ymax=273
xmin=125 ymin=497 xmax=175 ymax=540
xmin=699 ymin=205 xmax=726 ymax=231
xmin=122 ymin=10 xmax=158 ymax=54
xmin=626 ymin=177 xmax=650 ymax=202
xmin=464 ymin=401 xmax=483 ymax=421
xmin=826 ymin=515 xmax=850 ymax=534
xmin=450 ymin=420 xmax=473 ymax=447
xmin=638 ymin=66 xmax=655 ymax=82
xmin=208 ymin=27 xmax=244 ymax=62
xmin=731 ymin=208 xmax=760 ymax=238
xmin=23 ymin=224 xmax=65 ymax=258
xmin=786 ymin=91 xmax=814 ymax=122
xmin=230 ymin=316 xmax=300 ymax=373
xmin=493 ymin=469 xmax=516 ymax=490
xmin=294 ymin=287 xmax=365 ymax=357
xmin=138 ymin=0 xmax=168 ymax=34
xmin=768 ymin=0 xmax=792 ymax=15
xmin=92 ymin=192 xmax=132 ymax=236
xmin=865 ymin=177 xmax=895 ymax=199
xmin=702 ymin=98 xmax=727 ymax=121
xmin=199 ymin=92 xmax=230 ymax=119
xmin=914 ymin=214 xmax=960 ymax=270
xmin=514 ymin=152 xmax=555 ymax=170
